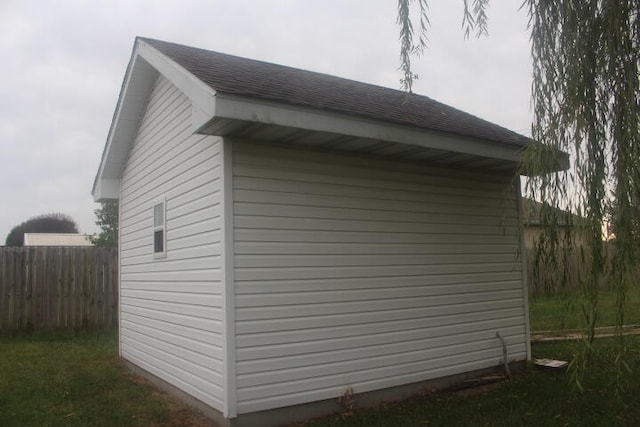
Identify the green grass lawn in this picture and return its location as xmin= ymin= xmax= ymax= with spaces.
xmin=306 ymin=337 xmax=640 ymax=427
xmin=2 ymin=329 xmax=640 ymax=427
xmin=3 ymin=285 xmax=640 ymax=427
xmin=529 ymin=286 xmax=640 ymax=331
xmin=0 ymin=329 xmax=216 ymax=427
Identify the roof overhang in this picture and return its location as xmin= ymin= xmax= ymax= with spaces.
xmin=92 ymin=39 xmax=217 ymax=201
xmin=200 ymin=92 xmax=530 ymax=171
xmin=200 ymin=94 xmax=569 ymax=174
xmin=93 ymin=39 xmax=567 ymax=201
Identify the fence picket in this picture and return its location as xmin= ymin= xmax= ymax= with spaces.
xmin=6 ymin=250 xmax=16 ymax=329
xmin=16 ymin=249 xmax=24 ymax=329
xmin=0 ymin=247 xmax=118 ymax=332
xmin=74 ymin=249 xmax=82 ymax=328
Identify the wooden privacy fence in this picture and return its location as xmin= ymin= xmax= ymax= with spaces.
xmin=0 ymin=247 xmax=118 ymax=331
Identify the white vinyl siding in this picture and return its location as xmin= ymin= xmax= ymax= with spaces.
xmin=119 ymin=75 xmax=225 ymax=411
xmin=232 ymin=141 xmax=526 ymax=414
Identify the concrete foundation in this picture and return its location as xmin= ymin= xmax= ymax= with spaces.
xmin=122 ymin=358 xmax=526 ymax=427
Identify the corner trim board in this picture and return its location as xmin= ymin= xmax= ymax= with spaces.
xmin=516 ymin=178 xmax=532 ymax=360
xmin=221 ymin=138 xmax=238 ymax=418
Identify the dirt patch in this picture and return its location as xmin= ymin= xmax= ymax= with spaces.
xmin=121 ymin=368 xmax=221 ymax=427
xmin=449 ymin=380 xmax=505 ymax=397
xmin=156 ymin=406 xmax=218 ymax=427
xmin=149 ymin=391 xmax=221 ymax=427
xmin=288 ymin=375 xmax=510 ymax=426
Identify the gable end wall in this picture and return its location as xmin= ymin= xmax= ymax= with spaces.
xmin=119 ymin=75 xmax=226 ymax=412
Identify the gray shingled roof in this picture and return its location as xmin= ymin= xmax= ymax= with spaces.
xmin=142 ymin=37 xmax=531 ymax=148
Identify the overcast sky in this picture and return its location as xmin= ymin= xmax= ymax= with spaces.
xmin=0 ymin=0 xmax=531 ymax=242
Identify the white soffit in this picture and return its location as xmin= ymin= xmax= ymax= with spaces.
xmin=207 ymin=93 xmax=526 ymax=164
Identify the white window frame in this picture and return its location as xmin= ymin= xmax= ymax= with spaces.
xmin=153 ymin=198 xmax=166 ymax=258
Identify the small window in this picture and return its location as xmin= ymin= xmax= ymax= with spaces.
xmin=153 ymin=201 xmax=166 ymax=256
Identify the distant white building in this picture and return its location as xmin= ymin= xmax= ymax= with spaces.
xmin=23 ymin=233 xmax=93 ymax=247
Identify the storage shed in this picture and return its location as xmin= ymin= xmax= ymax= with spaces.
xmin=93 ymin=37 xmax=544 ymax=426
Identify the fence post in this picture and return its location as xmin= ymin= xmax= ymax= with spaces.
xmin=5 ymin=249 xmax=16 ymax=330
xmin=60 ymin=247 xmax=69 ymax=328
xmin=16 ymin=249 xmax=25 ymax=329
xmin=96 ymin=248 xmax=105 ymax=327
xmin=105 ymin=248 xmax=114 ymax=327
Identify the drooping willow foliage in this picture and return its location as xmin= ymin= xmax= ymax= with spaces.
xmin=397 ymin=0 xmax=429 ymax=93
xmin=526 ymin=1 xmax=640 ymax=394
xmin=397 ymin=0 xmax=640 ymax=393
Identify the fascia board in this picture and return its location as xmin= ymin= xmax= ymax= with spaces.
xmin=137 ymin=40 xmax=217 ymax=132
xmin=92 ymin=39 xmax=219 ymax=201
xmin=213 ymin=93 xmax=525 ymax=163
xmin=92 ymin=44 xmax=157 ymax=199
xmin=93 ymin=178 xmax=120 ymax=202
